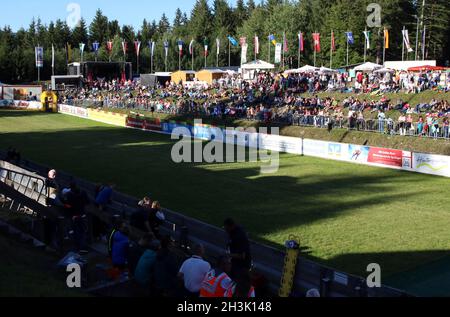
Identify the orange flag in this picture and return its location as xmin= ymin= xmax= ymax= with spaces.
xmin=384 ymin=29 xmax=389 ymax=49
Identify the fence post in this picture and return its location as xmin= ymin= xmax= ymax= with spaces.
xmin=319 ymin=268 xmax=332 ymax=297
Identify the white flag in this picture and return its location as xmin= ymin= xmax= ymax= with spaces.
xmin=402 ymin=29 xmax=414 ymax=53
xmin=274 ymin=43 xmax=282 ymax=63
xmin=254 ymin=35 xmax=259 ymax=55
xmin=216 ymin=38 xmax=220 ymax=56
xmin=241 ymin=43 xmax=248 ymax=64
xmin=51 ymin=44 xmax=55 ymax=68
xmin=363 ymin=31 xmax=370 ymax=49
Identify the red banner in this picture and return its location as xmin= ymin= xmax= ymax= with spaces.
xmin=368 ymin=147 xmax=403 ymax=167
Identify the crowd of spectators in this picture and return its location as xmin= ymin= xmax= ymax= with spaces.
xmin=58 ymin=68 xmax=450 ymax=139
xmin=43 ymin=170 xmax=260 ymax=298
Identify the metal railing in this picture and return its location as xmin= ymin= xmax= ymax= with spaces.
xmin=0 ymin=167 xmax=47 ymax=204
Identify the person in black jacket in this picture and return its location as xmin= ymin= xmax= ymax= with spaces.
xmin=223 ymin=218 xmax=252 ymax=278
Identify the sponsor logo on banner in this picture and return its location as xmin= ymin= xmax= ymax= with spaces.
xmin=303 ymin=139 xmax=329 ymax=158
xmin=259 ymin=134 xmax=302 ymax=155
xmin=328 ymin=143 xmax=345 ymax=159
xmin=348 ymin=145 xmax=370 ymax=162
xmin=58 ymin=104 xmax=88 ymax=118
xmin=367 ymin=147 xmax=405 ymax=168
xmin=413 ymin=152 xmax=450 ymax=177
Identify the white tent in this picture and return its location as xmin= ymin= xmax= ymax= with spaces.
xmin=241 ymin=60 xmax=275 ymax=70
xmin=373 ymin=68 xmax=395 ymax=74
xmin=296 ymin=65 xmax=320 ymax=73
xmin=241 ymin=60 xmax=275 ymax=80
xmin=319 ymin=66 xmax=338 ymax=74
xmin=353 ymin=62 xmax=383 ymax=72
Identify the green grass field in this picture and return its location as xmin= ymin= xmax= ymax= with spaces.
xmin=1 ymin=110 xmax=450 ymax=293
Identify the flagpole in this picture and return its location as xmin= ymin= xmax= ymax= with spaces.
xmin=422 ymin=25 xmax=426 ymax=60
xmin=402 ymin=26 xmax=405 ymax=62
xmin=268 ymin=36 xmax=271 ymax=64
xmin=282 ymin=31 xmax=285 ymax=70
xmin=192 ymin=47 xmax=194 ymax=71
xmin=151 ymin=44 xmax=154 ymax=74
xmin=346 ymin=33 xmax=349 ymax=66
xmin=364 ymin=28 xmax=367 ymax=63
xmin=228 ymin=41 xmax=230 ymax=67
xmin=383 ymin=29 xmax=386 ymax=65
xmin=330 ymin=31 xmax=333 ymax=68
xmin=216 ymin=40 xmax=219 ymax=68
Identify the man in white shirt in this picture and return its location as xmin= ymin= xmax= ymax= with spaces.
xmin=178 ymin=244 xmax=211 ymax=297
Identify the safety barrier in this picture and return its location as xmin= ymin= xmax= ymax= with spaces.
xmin=57 ymin=104 xmax=450 ymax=178
xmin=0 ymin=156 xmax=411 ymax=297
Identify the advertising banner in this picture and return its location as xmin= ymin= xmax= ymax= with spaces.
xmin=413 ymin=152 xmax=450 ymax=177
xmin=367 ymin=147 xmax=406 ymax=168
xmin=348 ymin=145 xmax=370 ymax=163
xmin=259 ymin=134 xmax=302 ymax=155
xmin=58 ymin=104 xmax=88 ymax=118
xmin=126 ymin=117 xmax=145 ymax=129
xmin=303 ymin=139 xmax=329 ymax=158
xmin=87 ymin=109 xmax=127 ymax=127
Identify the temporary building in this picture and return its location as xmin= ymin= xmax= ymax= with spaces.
xmin=196 ymin=69 xmax=226 ymax=84
xmin=171 ymin=70 xmax=196 ymax=84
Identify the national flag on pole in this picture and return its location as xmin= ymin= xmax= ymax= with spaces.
xmin=216 ymin=38 xmax=220 ymax=56
xmin=240 ymin=37 xmax=247 ymax=46
xmin=135 ymin=40 xmax=141 ymax=57
xmin=177 ymin=40 xmax=184 ymax=57
xmin=331 ymin=31 xmax=336 ymax=51
xmin=283 ymin=32 xmax=288 ymax=52
xmin=384 ymin=29 xmax=389 ymax=49
xmin=92 ymin=42 xmax=100 ymax=54
xmin=189 ymin=39 xmax=194 ymax=55
xmin=402 ymin=29 xmax=413 ymax=53
xmin=51 ymin=44 xmax=55 ymax=69
xmin=254 ymin=35 xmax=259 ymax=55
xmin=363 ymin=31 xmax=371 ymax=49
xmin=203 ymin=39 xmax=208 ymax=57
xmin=148 ymin=41 xmax=155 ymax=57
xmin=106 ymin=41 xmax=113 ymax=53
xmin=164 ymin=40 xmax=169 ymax=57
xmin=298 ymin=32 xmax=304 ymax=52
xmin=227 ymin=36 xmax=238 ymax=46
xmin=345 ymin=32 xmax=354 ymax=45
xmin=121 ymin=41 xmax=127 ymax=56
xmin=269 ymin=34 xmax=276 ymax=46
xmin=312 ymin=33 xmax=321 ymax=52
xmin=35 ymin=46 xmax=44 ymax=68
xmin=79 ymin=43 xmax=85 ymax=54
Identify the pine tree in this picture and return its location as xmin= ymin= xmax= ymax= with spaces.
xmin=90 ymin=9 xmax=109 ymax=44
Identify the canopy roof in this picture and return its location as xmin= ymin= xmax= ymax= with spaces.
xmin=407 ymin=65 xmax=448 ymax=72
xmin=241 ymin=60 xmax=275 ymax=70
xmin=353 ymin=62 xmax=383 ymax=72
xmin=373 ymin=68 xmax=395 ymax=74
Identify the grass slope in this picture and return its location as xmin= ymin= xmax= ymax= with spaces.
xmin=1 ymin=110 xmax=450 ymax=280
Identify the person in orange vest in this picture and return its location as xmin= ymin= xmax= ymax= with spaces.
xmin=224 ymin=268 xmax=255 ymax=298
xmin=200 ymin=256 xmax=233 ymax=298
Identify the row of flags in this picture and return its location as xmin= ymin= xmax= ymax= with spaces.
xmin=41 ymin=28 xmax=416 ymax=68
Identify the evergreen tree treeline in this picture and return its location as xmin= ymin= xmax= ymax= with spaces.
xmin=0 ymin=0 xmax=448 ymax=83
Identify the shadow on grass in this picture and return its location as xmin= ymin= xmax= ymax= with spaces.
xmin=1 ymin=119 xmax=449 ymax=281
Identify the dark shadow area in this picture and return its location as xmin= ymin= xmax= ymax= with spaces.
xmin=331 ymin=250 xmax=450 ymax=297
xmin=0 ymin=110 xmax=52 ymax=119
xmin=1 ymin=113 xmax=449 ymax=280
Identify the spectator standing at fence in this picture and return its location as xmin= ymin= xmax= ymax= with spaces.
xmin=148 ymin=201 xmax=165 ymax=238
xmin=95 ymin=183 xmax=115 ymax=210
xmin=398 ymin=114 xmax=406 ymax=136
xmin=200 ymin=256 xmax=233 ymax=298
xmin=443 ymin=117 xmax=449 ymax=139
xmin=130 ymin=197 xmax=153 ymax=233
xmin=178 ymin=244 xmax=211 ymax=298
xmin=378 ymin=111 xmax=386 ymax=133
xmin=224 ymin=218 xmax=252 ymax=278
